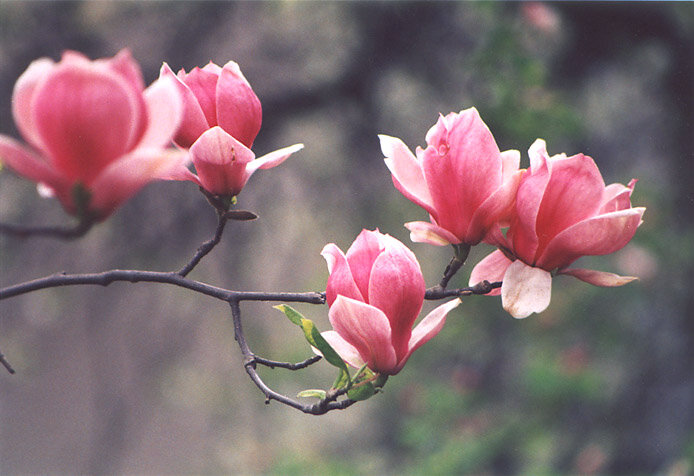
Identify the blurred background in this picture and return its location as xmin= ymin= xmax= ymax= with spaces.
xmin=1 ymin=1 xmax=693 ymax=474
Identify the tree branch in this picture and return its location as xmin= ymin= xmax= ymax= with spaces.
xmin=251 ymin=354 xmax=323 ymax=370
xmin=0 ymin=218 xmax=93 ymax=240
xmin=177 ymin=210 xmax=229 ymax=277
xmin=229 ymin=300 xmax=355 ymax=415
xmin=437 ymin=243 xmax=471 ymax=289
xmin=425 ymin=280 xmax=502 ymax=299
xmin=0 ymin=269 xmax=325 ymax=305
xmin=0 ymin=347 xmax=15 ymax=374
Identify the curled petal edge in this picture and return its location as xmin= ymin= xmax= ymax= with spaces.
xmin=558 ymin=268 xmax=638 ymax=287
xmin=405 ymin=221 xmax=460 ymax=246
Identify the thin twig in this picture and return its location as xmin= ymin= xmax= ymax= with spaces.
xmin=437 ymin=243 xmax=471 ymax=290
xmin=177 ymin=210 xmax=229 ymax=277
xmin=229 ymin=300 xmax=355 ymax=415
xmin=0 ymin=218 xmax=93 ymax=240
xmin=0 ymin=348 xmax=15 ymax=374
xmin=252 ymin=355 xmax=322 ymax=370
xmin=425 ymin=280 xmax=502 ymax=300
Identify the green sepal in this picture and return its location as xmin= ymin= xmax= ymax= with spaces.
xmin=297 ymin=389 xmax=327 ymax=399
xmin=347 ymin=381 xmax=376 ymax=401
xmin=71 ymin=183 xmax=93 ymax=220
xmin=374 ymin=374 xmax=389 ymax=388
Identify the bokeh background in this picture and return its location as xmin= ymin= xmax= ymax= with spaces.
xmin=1 ymin=1 xmax=693 ymax=474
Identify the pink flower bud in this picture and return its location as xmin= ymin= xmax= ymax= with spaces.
xmin=160 ymin=61 xmax=302 ymax=197
xmin=321 ymin=229 xmax=460 ymax=375
xmin=160 ymin=61 xmax=262 ymax=149
xmin=0 ymin=49 xmax=188 ymax=220
xmin=380 ymin=108 xmax=523 ymax=246
xmin=470 ymin=139 xmax=646 ymax=318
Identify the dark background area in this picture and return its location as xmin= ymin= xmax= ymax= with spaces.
xmin=1 ymin=2 xmax=693 ymax=474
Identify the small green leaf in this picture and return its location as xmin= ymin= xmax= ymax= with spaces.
xmin=297 ymin=389 xmax=327 ymax=399
xmin=333 ymin=367 xmax=351 ymax=390
xmin=301 ymin=318 xmax=348 ymax=372
xmin=273 ymin=304 xmax=304 ymax=326
xmin=273 ymin=305 xmax=350 ymax=377
xmin=348 ymin=382 xmax=376 ymax=401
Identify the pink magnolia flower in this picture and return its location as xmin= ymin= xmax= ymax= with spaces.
xmin=379 ymin=107 xmax=523 ymax=246
xmin=0 ymin=49 xmax=187 ymax=220
xmin=160 ymin=61 xmax=302 ymax=197
xmin=320 ymin=229 xmax=460 ymax=375
xmin=470 ymin=139 xmax=646 ymax=318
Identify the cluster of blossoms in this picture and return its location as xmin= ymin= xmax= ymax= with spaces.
xmin=380 ymin=109 xmax=645 ymax=319
xmin=0 ymin=50 xmax=644 ymax=381
xmin=0 ymin=49 xmax=302 ymax=220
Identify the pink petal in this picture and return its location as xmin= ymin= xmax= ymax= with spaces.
xmin=379 ymin=134 xmax=434 ymax=213
xmin=367 ymin=234 xmax=425 ymax=360
xmin=103 ymin=49 xmax=145 ymax=95
xmin=511 ymin=139 xmax=551 ymax=262
xmin=189 ymin=126 xmax=255 ymax=196
xmin=136 ymin=74 xmax=183 ymax=149
xmin=422 ymin=108 xmax=503 ymax=241
xmin=501 ymin=260 xmax=552 ymax=319
xmin=465 ymin=168 xmax=523 ymax=244
xmin=244 ymin=143 xmax=304 ymax=176
xmin=558 ymin=268 xmax=638 ymax=287
xmin=181 ymin=66 xmax=220 ymax=128
xmin=329 ymin=296 xmax=398 ymax=374
xmin=500 ymin=149 xmax=521 ymax=183
xmin=12 ymin=57 xmax=55 ymax=150
xmin=537 ymin=207 xmax=646 ymax=270
xmin=344 ymin=229 xmax=385 ymax=301
xmin=469 ymin=249 xmax=513 ymax=297
xmin=397 ymin=297 xmax=461 ymax=373
xmin=404 ymin=221 xmax=460 ymax=246
xmin=321 ymin=243 xmax=364 ymax=306
xmin=32 ymin=59 xmax=145 ymax=184
xmin=0 ymin=135 xmax=63 ymax=188
xmin=89 ymin=148 xmax=190 ymax=219
xmin=318 ymin=331 xmax=365 ymax=369
xmin=600 ymin=179 xmax=637 ymax=213
xmin=533 ymin=151 xmax=606 ymax=261
xmin=160 ymin=63 xmax=210 ymax=148
xmin=215 ymin=61 xmax=262 ymax=149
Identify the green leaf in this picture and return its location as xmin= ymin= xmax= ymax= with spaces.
xmin=333 ymin=368 xmax=351 ymax=390
xmin=301 ymin=318 xmax=348 ymax=373
xmin=297 ymin=389 xmax=327 ymax=399
xmin=348 ymin=382 xmax=376 ymax=401
xmin=273 ymin=304 xmax=304 ymax=326
xmin=273 ymin=304 xmax=350 ymax=377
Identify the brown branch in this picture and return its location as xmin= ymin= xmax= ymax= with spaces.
xmin=437 ymin=243 xmax=471 ymax=290
xmin=0 ymin=218 xmax=93 ymax=240
xmin=251 ymin=355 xmax=323 ymax=370
xmin=425 ymin=280 xmax=502 ymax=300
xmin=0 ymin=348 xmax=15 ymax=374
xmin=0 ymin=269 xmax=325 ymax=305
xmin=229 ymin=300 xmax=355 ymax=415
xmin=177 ymin=210 xmax=229 ymax=277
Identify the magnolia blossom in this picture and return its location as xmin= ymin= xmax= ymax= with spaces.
xmin=160 ymin=61 xmax=302 ymax=197
xmin=470 ymin=139 xmax=646 ymax=318
xmin=320 ymin=229 xmax=460 ymax=375
xmin=380 ymin=107 xmax=523 ymax=246
xmin=0 ymin=49 xmax=187 ymax=219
